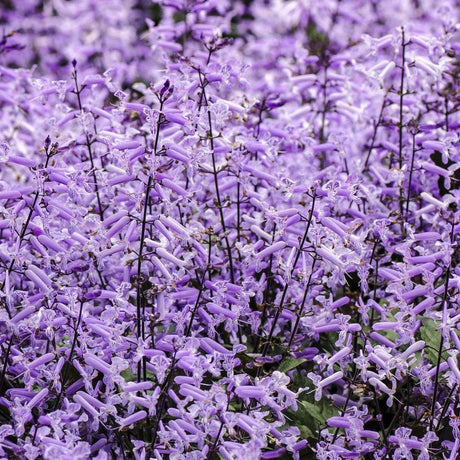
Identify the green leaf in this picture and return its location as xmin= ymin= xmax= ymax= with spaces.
xmin=149 ymin=3 xmax=163 ymax=26
xmin=300 ymin=400 xmax=327 ymax=424
xmin=57 ymin=334 xmax=70 ymax=348
xmin=298 ymin=424 xmax=316 ymax=440
xmin=287 ymin=396 xmax=339 ymax=443
xmin=278 ymin=358 xmax=306 ymax=373
xmin=420 ymin=318 xmax=442 ymax=365
xmin=60 ymin=361 xmax=81 ymax=385
xmin=121 ymin=369 xmax=136 ymax=382
xmin=173 ymin=11 xmax=186 ymax=23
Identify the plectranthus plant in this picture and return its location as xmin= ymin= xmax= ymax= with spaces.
xmin=0 ymin=0 xmax=459 ymax=459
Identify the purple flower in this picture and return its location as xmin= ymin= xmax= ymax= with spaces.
xmin=0 ymin=1 xmax=459 ymax=458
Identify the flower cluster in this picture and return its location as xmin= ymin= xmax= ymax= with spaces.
xmin=0 ymin=0 xmax=459 ymax=458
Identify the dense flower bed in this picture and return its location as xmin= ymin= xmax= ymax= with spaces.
xmin=0 ymin=1 xmax=459 ymax=458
